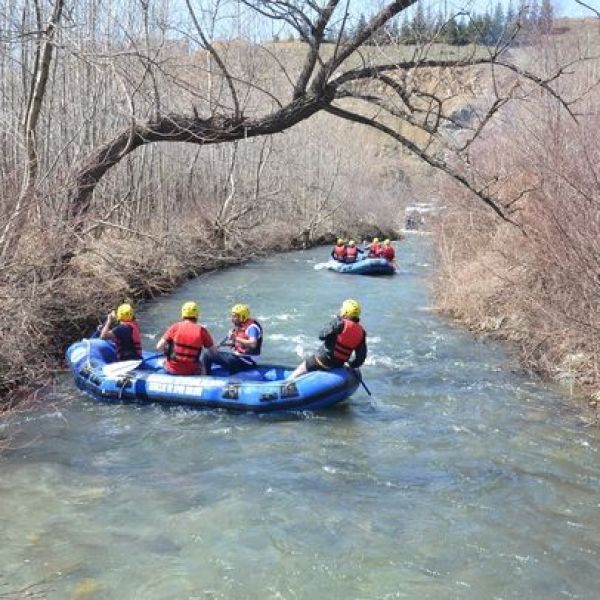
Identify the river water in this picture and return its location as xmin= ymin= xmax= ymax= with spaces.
xmin=1 ymin=237 xmax=598 ymax=599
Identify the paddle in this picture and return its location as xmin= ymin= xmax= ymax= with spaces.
xmin=352 ymin=368 xmax=372 ymax=396
xmin=103 ymin=352 xmax=163 ymax=377
xmin=313 ymin=261 xmax=332 ymax=270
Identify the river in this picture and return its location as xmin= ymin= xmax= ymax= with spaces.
xmin=1 ymin=237 xmax=598 ymax=599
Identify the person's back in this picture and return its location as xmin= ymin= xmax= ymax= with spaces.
xmin=381 ymin=239 xmax=395 ymax=261
xmin=345 ymin=240 xmax=361 ymax=263
xmin=369 ymin=237 xmax=381 ymax=257
xmin=100 ymin=303 xmax=142 ymax=360
xmin=288 ymin=298 xmax=367 ymax=379
xmin=157 ymin=301 xmax=215 ymax=375
xmin=331 ymin=238 xmax=346 ymax=262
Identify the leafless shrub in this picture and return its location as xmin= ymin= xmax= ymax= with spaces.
xmin=433 ymin=34 xmax=600 ymax=407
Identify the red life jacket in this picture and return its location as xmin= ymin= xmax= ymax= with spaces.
xmin=233 ymin=318 xmax=263 ymax=356
xmin=333 ymin=318 xmax=365 ymax=362
xmin=346 ymin=246 xmax=358 ymax=262
xmin=369 ymin=242 xmax=381 ymax=257
xmin=333 ymin=244 xmax=346 ymax=260
xmin=117 ymin=321 xmax=142 ymax=360
xmin=381 ymin=245 xmax=395 ymax=260
xmin=165 ymin=320 xmax=208 ymax=375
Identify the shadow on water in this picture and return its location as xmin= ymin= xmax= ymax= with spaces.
xmin=1 ymin=237 xmax=599 ymax=599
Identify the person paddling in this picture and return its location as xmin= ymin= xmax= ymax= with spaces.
xmin=288 ymin=299 xmax=367 ymax=379
xmin=100 ymin=303 xmax=143 ymax=361
xmin=156 ymin=301 xmax=219 ymax=375
xmin=202 ymin=304 xmax=263 ymax=374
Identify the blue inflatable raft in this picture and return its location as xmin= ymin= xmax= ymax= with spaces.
xmin=325 ymin=256 xmax=395 ymax=275
xmin=66 ymin=338 xmax=360 ymax=412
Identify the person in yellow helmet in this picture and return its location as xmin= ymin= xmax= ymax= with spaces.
xmin=368 ymin=237 xmax=382 ymax=258
xmin=202 ymin=303 xmax=264 ymax=375
xmin=156 ymin=301 xmax=218 ymax=375
xmin=100 ymin=302 xmax=143 ymax=360
xmin=344 ymin=240 xmax=364 ymax=264
xmin=331 ymin=238 xmax=346 ymax=262
xmin=289 ymin=298 xmax=367 ymax=379
xmin=380 ymin=239 xmax=395 ymax=263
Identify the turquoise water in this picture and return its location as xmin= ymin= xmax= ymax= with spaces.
xmin=1 ymin=237 xmax=598 ymax=599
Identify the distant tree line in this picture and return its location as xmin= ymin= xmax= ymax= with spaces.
xmin=298 ymin=0 xmax=556 ymax=47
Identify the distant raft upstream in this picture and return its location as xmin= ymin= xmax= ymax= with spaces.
xmin=319 ymin=256 xmax=396 ymax=275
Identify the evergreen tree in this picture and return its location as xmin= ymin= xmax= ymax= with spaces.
xmin=538 ymin=0 xmax=554 ymax=33
xmin=412 ymin=0 xmax=427 ymax=40
xmin=400 ymin=12 xmax=412 ymax=44
xmin=491 ymin=1 xmax=505 ymax=44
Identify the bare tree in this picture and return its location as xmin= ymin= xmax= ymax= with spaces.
xmin=64 ymin=0 xmax=589 ymax=233
xmin=0 ymin=0 xmax=64 ymax=258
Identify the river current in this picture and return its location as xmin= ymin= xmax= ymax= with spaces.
xmin=1 ymin=237 xmax=598 ymax=599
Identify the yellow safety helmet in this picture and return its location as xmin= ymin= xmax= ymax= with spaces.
xmin=340 ymin=298 xmax=361 ymax=319
xmin=383 ymin=238 xmax=390 ymax=245
xmin=116 ymin=303 xmax=134 ymax=322
xmin=373 ymin=237 xmax=379 ymax=243
xmin=348 ymin=240 xmax=356 ymax=246
xmin=231 ymin=303 xmax=250 ymax=321
xmin=336 ymin=238 xmax=344 ymax=245
xmin=181 ymin=301 xmax=199 ymax=319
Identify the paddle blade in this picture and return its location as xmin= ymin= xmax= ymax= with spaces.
xmin=102 ymin=359 xmax=142 ymax=377
xmin=313 ymin=262 xmax=332 ymax=271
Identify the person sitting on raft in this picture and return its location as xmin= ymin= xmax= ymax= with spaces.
xmin=156 ymin=301 xmax=219 ymax=375
xmin=344 ymin=240 xmax=364 ymax=263
xmin=331 ymin=238 xmax=346 ymax=262
xmin=368 ymin=237 xmax=382 ymax=257
xmin=380 ymin=239 xmax=395 ymax=262
xmin=288 ymin=298 xmax=367 ymax=379
xmin=202 ymin=304 xmax=263 ymax=375
xmin=100 ymin=303 xmax=143 ymax=361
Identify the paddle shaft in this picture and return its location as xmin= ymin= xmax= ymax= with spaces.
xmin=353 ymin=368 xmax=372 ymax=396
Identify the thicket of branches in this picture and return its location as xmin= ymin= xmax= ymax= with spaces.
xmin=0 ymin=0 xmax=596 ymax=405
xmin=432 ymin=26 xmax=600 ymax=410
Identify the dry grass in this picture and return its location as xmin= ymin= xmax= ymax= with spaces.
xmin=432 ymin=38 xmax=600 ymax=418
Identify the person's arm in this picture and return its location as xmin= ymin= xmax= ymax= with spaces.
xmin=318 ymin=318 xmax=343 ymax=342
xmin=156 ymin=324 xmax=175 ymax=353
xmin=99 ymin=311 xmax=117 ymax=341
xmin=349 ymin=333 xmax=368 ymax=369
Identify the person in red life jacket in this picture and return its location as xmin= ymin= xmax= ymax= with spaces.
xmin=380 ymin=239 xmax=395 ymax=262
xmin=100 ymin=303 xmax=143 ymax=361
xmin=344 ymin=240 xmax=364 ymax=263
xmin=368 ymin=237 xmax=382 ymax=257
xmin=288 ymin=298 xmax=367 ymax=379
xmin=331 ymin=238 xmax=346 ymax=262
xmin=156 ymin=301 xmax=219 ymax=375
xmin=202 ymin=303 xmax=263 ymax=375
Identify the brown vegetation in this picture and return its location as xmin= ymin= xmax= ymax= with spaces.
xmin=432 ymin=27 xmax=600 ymax=419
